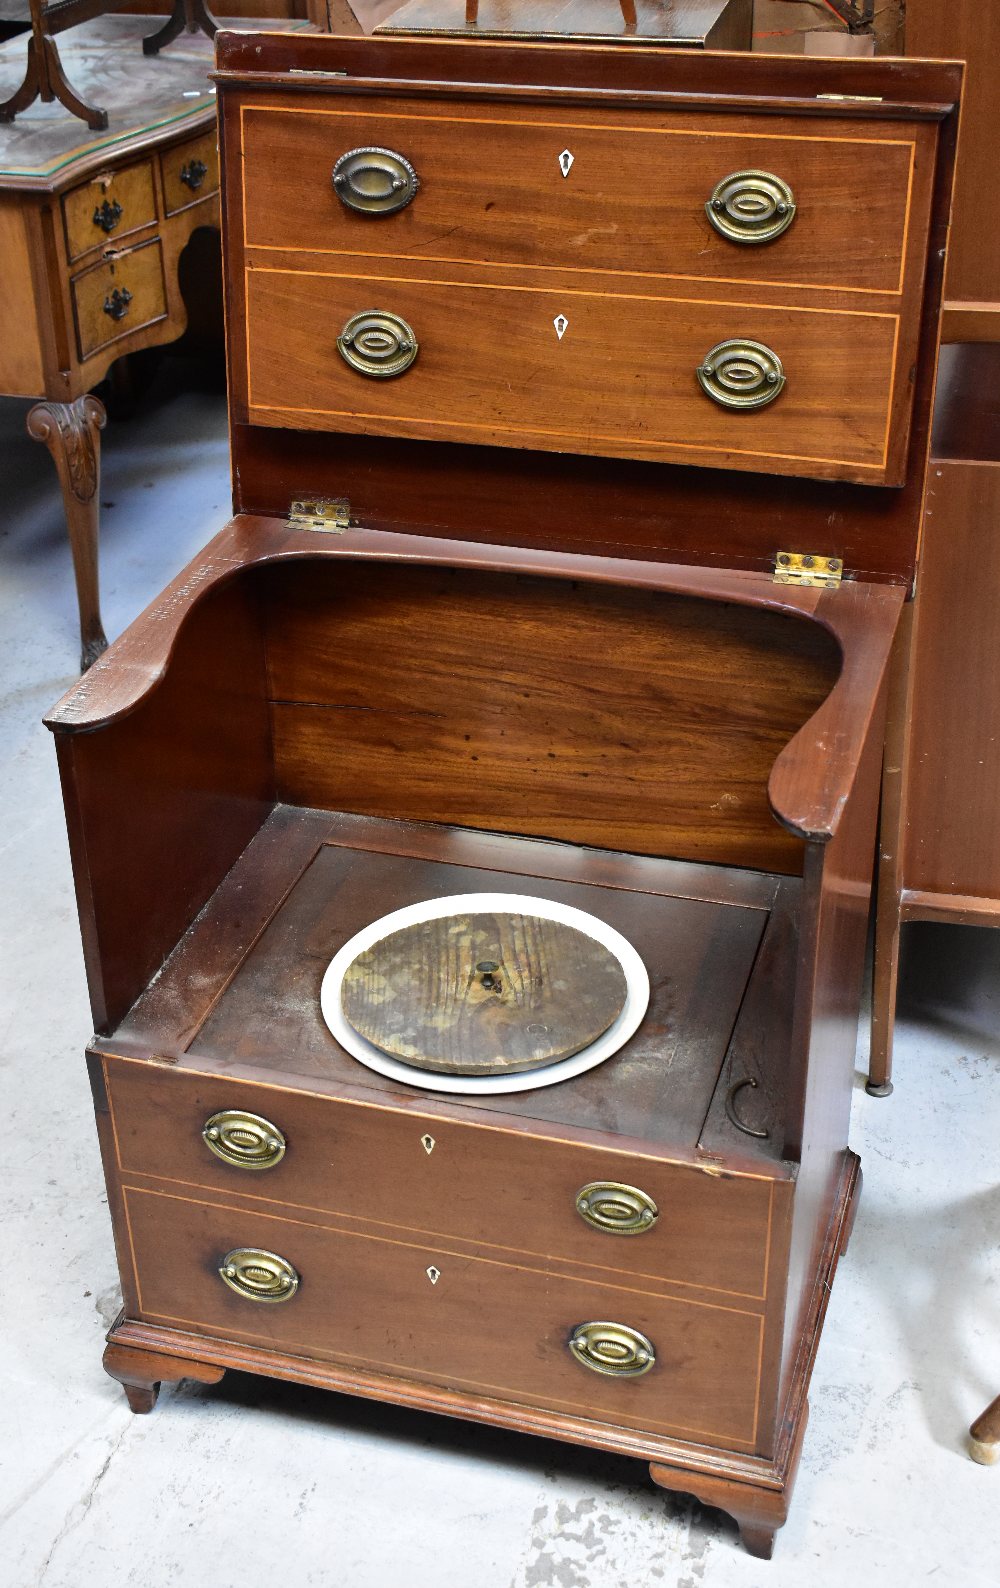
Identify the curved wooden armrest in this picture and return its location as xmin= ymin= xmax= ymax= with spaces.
xmin=767 ymin=579 xmax=905 ymax=842
xmin=46 ymin=514 xmax=904 ymax=846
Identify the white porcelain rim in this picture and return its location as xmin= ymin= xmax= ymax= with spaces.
xmin=319 ymin=891 xmax=650 ymax=1096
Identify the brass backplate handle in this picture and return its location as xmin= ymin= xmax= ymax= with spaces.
xmin=575 ymin=1181 xmax=658 ymax=1235
xmin=202 ymin=1109 xmax=286 ymax=1170
xmin=338 ymin=310 xmax=419 ymax=378
xmin=218 ymin=1247 xmax=299 ymax=1303
xmin=706 ymin=169 xmax=796 ymax=245
xmin=569 ymin=1321 xmax=656 ymax=1378
xmin=697 ymin=338 xmax=785 ymax=411
xmin=332 ymin=146 xmax=420 ymax=215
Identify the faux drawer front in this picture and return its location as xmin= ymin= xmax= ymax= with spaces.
xmin=104 ymin=1061 xmax=778 ymax=1301
xmin=161 ymin=130 xmax=219 ymax=216
xmin=244 ymin=266 xmax=901 ymax=482
xmin=123 ymin=1186 xmax=764 ymax=1448
xmin=241 ymin=103 xmax=924 ymax=296
xmin=63 ymin=162 xmax=157 ymax=263
xmin=72 ymin=239 xmax=168 ymax=361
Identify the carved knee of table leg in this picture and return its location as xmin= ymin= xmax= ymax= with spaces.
xmin=27 ymin=395 xmax=109 ymax=672
xmin=103 ymin=1340 xmax=225 ymax=1415
xmin=969 ymin=1393 xmax=1000 ymax=1465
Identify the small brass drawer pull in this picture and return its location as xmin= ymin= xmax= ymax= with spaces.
xmin=102 ymin=286 xmax=133 ymax=322
xmin=697 ymin=338 xmax=785 ymax=412
xmin=202 ymin=1109 xmax=286 ymax=1170
xmin=569 ymin=1321 xmax=655 ymax=1378
xmin=218 ymin=1247 xmax=299 ymax=1304
xmin=338 ymin=310 xmax=418 ymax=378
xmin=93 ymin=198 xmax=122 ymax=234
xmin=180 ymin=158 xmax=208 ymax=192
xmin=332 ymin=146 xmax=420 ymax=216
xmin=706 ymin=170 xmax=796 ymax=245
xmin=575 ymin=1181 xmax=658 ymax=1236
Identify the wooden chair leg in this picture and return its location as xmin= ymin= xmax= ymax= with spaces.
xmin=27 ymin=395 xmax=109 ymax=672
xmin=969 ymin=1393 xmax=1000 ymax=1466
xmin=103 ymin=1341 xmax=225 ymax=1414
xmin=868 ymin=882 xmax=901 ymax=1096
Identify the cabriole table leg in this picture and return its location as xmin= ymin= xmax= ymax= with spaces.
xmin=27 ymin=395 xmax=109 ymax=672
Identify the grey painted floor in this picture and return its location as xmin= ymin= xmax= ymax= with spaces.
xmin=2 ymin=364 xmax=999 ymax=1587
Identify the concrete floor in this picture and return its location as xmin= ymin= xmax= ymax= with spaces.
xmin=2 ymin=361 xmax=1000 ymax=1587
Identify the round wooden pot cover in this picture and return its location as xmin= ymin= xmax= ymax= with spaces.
xmin=340 ymin=910 xmax=629 ymax=1076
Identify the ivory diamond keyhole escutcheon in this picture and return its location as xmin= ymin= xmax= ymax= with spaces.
xmin=426 ymin=1266 xmax=441 ymax=1285
xmin=558 ymin=149 xmax=574 ymax=177
xmin=554 ymin=315 xmax=569 ymax=341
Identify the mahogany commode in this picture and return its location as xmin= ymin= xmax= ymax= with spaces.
xmin=46 ymin=31 xmax=961 ymax=1558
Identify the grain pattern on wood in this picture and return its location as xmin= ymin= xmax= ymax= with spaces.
xmin=122 ymin=1182 xmax=765 ymax=1447
xmin=262 ymin=557 xmax=839 ymax=874
xmin=53 ymin=578 xmax=274 ymax=1033
xmin=341 ymin=911 xmax=628 ymax=1074
xmin=62 ymin=159 xmax=157 ymax=263
xmin=160 ymin=127 xmax=219 ymax=217
xmin=214 ymin=29 xmax=962 ymax=115
xmin=906 ymin=0 xmax=997 ymax=322
xmin=900 ymin=462 xmax=1000 ymax=899
xmin=240 ymin=99 xmax=921 ymax=296
xmin=244 ymin=263 xmax=902 ymax=483
xmin=71 ymin=237 xmax=168 ymax=361
xmin=103 ymin=1038 xmax=783 ymax=1298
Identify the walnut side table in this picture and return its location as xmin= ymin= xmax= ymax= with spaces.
xmin=0 ymin=16 xmax=288 ymax=669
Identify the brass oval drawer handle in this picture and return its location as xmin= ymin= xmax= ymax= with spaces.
xmin=337 ymin=310 xmax=418 ymax=378
xmin=218 ymin=1247 xmax=299 ymax=1304
xmin=697 ymin=338 xmax=785 ymax=412
xmin=569 ymin=1321 xmax=655 ymax=1378
xmin=706 ymin=169 xmax=796 ymax=245
xmin=102 ymin=286 xmax=133 ymax=322
xmin=93 ymin=198 xmax=122 ymax=234
xmin=332 ymin=146 xmax=420 ymax=216
xmin=575 ymin=1181 xmax=658 ymax=1236
xmin=202 ymin=1109 xmax=286 ymax=1170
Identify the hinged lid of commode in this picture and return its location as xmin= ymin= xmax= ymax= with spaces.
xmin=214 ymin=31 xmax=961 ymax=585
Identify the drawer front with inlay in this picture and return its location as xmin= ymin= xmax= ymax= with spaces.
xmin=161 ymin=130 xmax=219 ymax=216
xmin=62 ymin=161 xmax=157 ymax=263
xmin=71 ymin=239 xmax=168 ymax=361
xmin=241 ymin=101 xmax=929 ymax=297
xmin=103 ymin=1058 xmax=781 ymax=1301
xmin=243 ymin=263 xmax=901 ymax=482
xmin=122 ymin=1184 xmax=765 ymax=1448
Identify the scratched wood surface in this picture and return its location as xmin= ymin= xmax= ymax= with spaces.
xmin=340 ymin=910 xmax=629 ymax=1073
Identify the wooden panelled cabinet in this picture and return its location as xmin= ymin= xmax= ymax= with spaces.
xmin=45 ymin=34 xmax=960 ymax=1558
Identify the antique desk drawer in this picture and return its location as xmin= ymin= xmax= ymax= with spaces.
xmin=244 ymin=263 xmax=899 ymax=480
xmin=240 ymin=101 xmax=925 ymax=296
xmin=103 ymin=1059 xmax=779 ymax=1302
xmin=121 ymin=1183 xmax=764 ymax=1448
xmin=62 ymin=160 xmax=157 ymax=263
xmin=161 ymin=130 xmax=219 ymax=216
xmin=71 ymin=239 xmax=168 ymax=361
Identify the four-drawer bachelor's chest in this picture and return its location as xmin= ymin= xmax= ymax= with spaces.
xmin=45 ymin=31 xmax=961 ymax=1558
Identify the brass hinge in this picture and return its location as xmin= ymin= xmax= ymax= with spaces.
xmin=288 ymin=497 xmax=350 ymax=533
xmin=816 ymin=94 xmax=883 ymax=104
xmin=773 ymin=552 xmax=843 ymax=589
